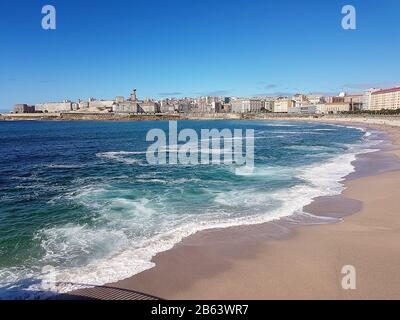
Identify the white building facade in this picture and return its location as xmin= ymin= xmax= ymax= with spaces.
xmin=272 ymin=98 xmax=294 ymax=113
xmin=364 ymin=87 xmax=400 ymax=110
xmin=231 ymin=99 xmax=263 ymax=113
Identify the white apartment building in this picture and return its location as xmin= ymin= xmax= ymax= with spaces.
xmin=307 ymin=94 xmax=325 ymax=105
xmin=87 ymin=99 xmax=115 ymax=112
xmin=316 ymin=102 xmax=350 ymax=114
xmin=272 ymin=98 xmax=294 ymax=113
xmin=288 ymin=105 xmax=317 ymax=114
xmin=210 ymin=101 xmax=222 ymax=113
xmin=364 ymin=87 xmax=400 ymax=110
xmin=291 ymin=94 xmax=308 ymax=106
xmin=115 ymin=96 xmax=125 ymax=104
xmin=113 ymin=102 xmax=138 ymax=113
xmin=231 ymin=99 xmax=263 ymax=113
xmin=139 ymin=101 xmax=160 ymax=113
xmin=160 ymin=101 xmax=176 ymax=113
xmin=35 ymin=101 xmax=73 ymax=113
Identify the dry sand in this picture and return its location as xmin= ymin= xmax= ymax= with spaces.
xmin=69 ymin=122 xmax=400 ymax=300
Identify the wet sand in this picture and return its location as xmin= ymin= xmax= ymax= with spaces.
xmin=68 ymin=122 xmax=400 ymax=300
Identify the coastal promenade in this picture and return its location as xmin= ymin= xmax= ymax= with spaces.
xmin=0 ymin=112 xmax=183 ymax=121
xmin=2 ymin=112 xmax=400 ymax=127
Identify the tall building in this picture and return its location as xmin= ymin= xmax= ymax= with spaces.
xmin=115 ymin=96 xmax=125 ymax=104
xmin=14 ymin=104 xmax=35 ymax=113
xmin=160 ymin=99 xmax=176 ymax=113
xmin=364 ymin=87 xmax=400 ymax=111
xmin=87 ymin=99 xmax=115 ymax=112
xmin=35 ymin=101 xmax=73 ymax=113
xmin=291 ymin=94 xmax=308 ymax=106
xmin=130 ymin=89 xmax=137 ymax=102
xmin=231 ymin=99 xmax=263 ymax=113
xmin=288 ymin=105 xmax=317 ymax=114
xmin=307 ymin=94 xmax=325 ymax=105
xmin=343 ymin=93 xmax=364 ymax=111
xmin=211 ymin=101 xmax=222 ymax=113
xmin=113 ymin=102 xmax=138 ymax=113
xmin=272 ymin=98 xmax=294 ymax=113
xmin=139 ymin=101 xmax=160 ymax=113
xmin=316 ymin=102 xmax=350 ymax=114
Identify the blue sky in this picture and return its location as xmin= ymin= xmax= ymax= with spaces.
xmin=0 ymin=0 xmax=399 ymax=111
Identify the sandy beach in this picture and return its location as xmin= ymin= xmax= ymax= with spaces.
xmin=68 ymin=119 xmax=400 ymax=300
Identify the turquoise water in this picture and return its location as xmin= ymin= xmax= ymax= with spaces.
xmin=0 ymin=120 xmax=370 ymax=298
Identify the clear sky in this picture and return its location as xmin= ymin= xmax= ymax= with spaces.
xmin=0 ymin=0 xmax=399 ymax=111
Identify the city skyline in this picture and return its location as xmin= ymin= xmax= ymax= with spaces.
xmin=1 ymin=0 xmax=400 ymax=111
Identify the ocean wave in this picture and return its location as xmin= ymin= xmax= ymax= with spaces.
xmin=43 ymin=164 xmax=83 ymax=169
xmin=272 ymin=130 xmax=324 ymax=135
xmin=96 ymin=151 xmax=144 ymax=164
xmin=234 ymin=165 xmax=296 ymax=177
xmin=264 ymin=123 xmax=298 ymax=127
xmin=135 ymin=177 xmax=200 ymax=185
xmin=285 ymin=145 xmax=341 ymax=152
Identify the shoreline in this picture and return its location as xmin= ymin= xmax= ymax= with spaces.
xmin=64 ymin=119 xmax=400 ymax=300
xmin=2 ymin=112 xmax=400 ymax=125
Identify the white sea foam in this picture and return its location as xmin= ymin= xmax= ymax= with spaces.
xmin=264 ymin=123 xmax=297 ymax=127
xmin=96 ymin=151 xmax=144 ymax=164
xmin=43 ymin=164 xmax=83 ymax=169
xmin=335 ymin=124 xmax=366 ymax=132
xmin=234 ymin=165 xmax=295 ymax=177
xmin=136 ymin=177 xmax=200 ymax=185
xmin=285 ymin=145 xmax=340 ymax=152
xmin=272 ymin=130 xmax=324 ymax=135
xmin=159 ymin=144 xmax=233 ymax=155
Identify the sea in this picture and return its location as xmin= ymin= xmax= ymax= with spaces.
xmin=0 ymin=120 xmax=378 ymax=299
